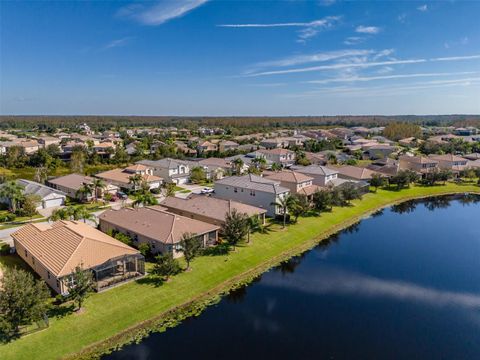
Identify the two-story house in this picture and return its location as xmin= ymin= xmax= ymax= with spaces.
xmin=290 ymin=165 xmax=339 ymax=187
xmin=214 ymin=174 xmax=290 ymax=217
xmin=257 ymin=148 xmax=296 ymax=167
xmin=428 ymin=154 xmax=469 ymax=174
xmin=263 ymin=170 xmax=320 ymax=200
xmin=399 ymin=155 xmax=439 ymax=176
xmin=137 ymin=159 xmax=190 ymax=185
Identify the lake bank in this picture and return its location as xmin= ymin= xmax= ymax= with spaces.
xmin=1 ymin=183 xmax=479 ymax=360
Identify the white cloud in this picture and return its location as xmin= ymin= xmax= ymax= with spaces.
xmin=104 ymin=37 xmax=133 ymax=50
xmin=251 ymin=49 xmax=375 ymax=69
xmin=117 ymin=0 xmax=208 ymax=26
xmin=245 ymin=53 xmax=480 ymax=77
xmin=306 ymin=71 xmax=477 ymax=85
xmin=218 ymin=16 xmax=341 ymax=43
xmin=398 ymin=13 xmax=407 ymax=23
xmin=417 ymin=4 xmax=428 ymax=12
xmin=355 ymin=25 xmax=381 ymax=34
xmin=343 ymin=36 xmax=365 ymax=45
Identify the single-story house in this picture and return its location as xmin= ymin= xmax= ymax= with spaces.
xmin=1 ymin=179 xmax=66 ymax=209
xmin=12 ymin=221 xmax=144 ymax=294
xmin=333 ymin=165 xmax=384 ymax=182
xmin=160 ymin=194 xmax=267 ymax=227
xmin=96 ymin=164 xmax=163 ymax=191
xmin=99 ymin=206 xmax=220 ymax=258
xmin=47 ymin=173 xmax=119 ymax=201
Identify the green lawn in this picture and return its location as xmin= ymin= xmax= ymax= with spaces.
xmin=1 ymin=183 xmax=479 ymax=360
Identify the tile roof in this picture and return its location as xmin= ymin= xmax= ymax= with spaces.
xmin=215 ymin=174 xmax=289 ymax=194
xmin=47 ymin=174 xmax=93 ymax=191
xmin=334 ymin=165 xmax=382 ymax=180
xmin=161 ymin=194 xmax=266 ymax=222
xmin=96 ymin=168 xmax=162 ymax=185
xmin=291 ymin=165 xmax=338 ymax=176
xmin=99 ymin=207 xmax=219 ymax=245
xmin=264 ymin=170 xmax=313 ymax=184
xmin=16 ymin=179 xmax=66 ymax=199
xmin=12 ymin=221 xmax=139 ymax=277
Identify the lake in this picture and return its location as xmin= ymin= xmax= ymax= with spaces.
xmin=105 ymin=195 xmax=480 ymax=360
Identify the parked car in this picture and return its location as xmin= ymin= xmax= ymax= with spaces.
xmin=201 ymin=188 xmax=214 ymax=194
xmin=117 ymin=191 xmax=128 ymax=200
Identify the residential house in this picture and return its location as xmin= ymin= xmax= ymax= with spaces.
xmin=214 ymin=174 xmax=290 ymax=217
xmin=367 ymin=158 xmax=400 ymax=176
xmin=428 ymin=154 xmax=469 ymax=174
xmin=260 ymin=138 xmax=284 ymax=149
xmin=37 ymin=136 xmax=61 ymax=148
xmin=1 ymin=179 xmax=66 ymax=209
xmin=290 ymin=165 xmax=339 ymax=186
xmin=218 ymin=140 xmax=239 ymax=153
xmin=257 ymin=148 xmax=296 ymax=167
xmin=96 ymin=164 xmax=162 ymax=191
xmin=263 ymin=170 xmax=321 ymax=200
xmin=47 ymin=173 xmax=118 ymax=201
xmin=12 ymin=221 xmax=144 ymax=294
xmin=365 ymin=144 xmax=396 ymax=160
xmin=454 ymin=127 xmax=478 ymax=136
xmin=304 ymin=152 xmax=327 ymax=165
xmin=99 ymin=206 xmax=219 ymax=258
xmin=137 ymin=158 xmax=190 ymax=184
xmin=197 ymin=158 xmax=232 ymax=180
xmin=160 ymin=194 xmax=266 ymax=227
xmin=197 ymin=140 xmax=218 ymax=154
xmin=399 ymin=155 xmax=439 ymax=175
xmin=333 ymin=165 xmax=384 ymax=182
xmin=18 ymin=140 xmax=40 ymax=154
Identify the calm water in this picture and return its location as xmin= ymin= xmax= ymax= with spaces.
xmin=105 ymin=195 xmax=480 ymax=360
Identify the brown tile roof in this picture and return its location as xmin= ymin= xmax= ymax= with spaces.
xmin=298 ymin=184 xmax=323 ymax=196
xmin=335 ymin=165 xmax=382 ymax=180
xmin=264 ymin=170 xmax=313 ymax=184
xmin=125 ymin=164 xmax=150 ymax=172
xmin=258 ymin=148 xmax=294 ymax=155
xmin=47 ymin=173 xmax=94 ymax=191
xmin=96 ymin=168 xmax=162 ymax=185
xmin=399 ymin=155 xmax=438 ymax=164
xmin=428 ymin=154 xmax=467 ymax=162
xmin=161 ymin=194 xmax=266 ymax=223
xmin=99 ymin=207 xmax=219 ymax=245
xmin=12 ymin=221 xmax=139 ymax=277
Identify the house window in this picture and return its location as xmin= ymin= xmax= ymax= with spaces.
xmin=56 ymin=280 xmax=60 ymax=288
xmin=234 ymin=187 xmax=238 ymax=193
xmin=250 ymin=190 xmax=255 ymax=196
xmin=24 ymin=249 xmax=28 ymax=257
xmin=32 ymin=257 xmax=35 ymax=265
xmin=47 ymin=272 xmax=51 ymax=279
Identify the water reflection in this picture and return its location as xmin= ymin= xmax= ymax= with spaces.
xmin=391 ymin=200 xmax=417 ymax=214
xmin=423 ymin=196 xmax=452 ymax=211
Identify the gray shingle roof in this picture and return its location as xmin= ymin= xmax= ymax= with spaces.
xmin=291 ymin=165 xmax=338 ymax=176
xmin=215 ymin=174 xmax=289 ymax=194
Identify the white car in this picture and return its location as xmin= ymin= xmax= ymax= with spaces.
xmin=201 ymin=188 xmax=214 ymax=194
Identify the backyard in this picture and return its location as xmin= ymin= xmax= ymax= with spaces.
xmin=0 ymin=182 xmax=479 ymax=360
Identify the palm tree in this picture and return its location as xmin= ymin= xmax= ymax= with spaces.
xmin=75 ymin=183 xmax=93 ymax=203
xmin=270 ymin=163 xmax=282 ymax=172
xmin=133 ymin=192 xmax=158 ymax=208
xmin=91 ymin=178 xmax=106 ymax=202
xmin=246 ymin=215 xmax=262 ymax=243
xmin=128 ymin=174 xmax=143 ymax=192
xmin=232 ymin=158 xmax=244 ymax=175
xmin=0 ymin=181 xmax=24 ymax=213
xmin=48 ymin=208 xmax=70 ymax=222
xmin=72 ymin=206 xmax=96 ymax=224
xmin=271 ymin=194 xmax=296 ymax=229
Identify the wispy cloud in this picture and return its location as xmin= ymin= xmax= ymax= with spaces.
xmin=104 ymin=37 xmax=133 ymax=50
xmin=218 ymin=16 xmax=341 ymax=43
xmin=319 ymin=0 xmax=337 ymax=6
xmin=306 ymin=71 xmax=477 ymax=85
xmin=417 ymin=4 xmax=428 ymax=12
xmin=117 ymin=0 xmax=208 ymax=26
xmin=251 ymin=49 xmax=375 ymax=69
xmin=398 ymin=13 xmax=407 ymax=23
xmin=343 ymin=36 xmax=365 ymax=45
xmin=355 ymin=25 xmax=381 ymax=34
xmin=244 ymin=53 xmax=480 ymax=77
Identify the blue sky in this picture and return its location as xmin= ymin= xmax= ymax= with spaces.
xmin=1 ymin=0 xmax=479 ymax=116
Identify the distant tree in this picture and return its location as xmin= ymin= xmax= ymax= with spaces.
xmin=133 ymin=192 xmax=158 ymax=208
xmin=232 ymin=158 xmax=244 ymax=175
xmin=330 ymin=187 xmax=347 ymax=207
xmin=67 ymin=265 xmax=94 ymax=311
xmin=289 ymin=194 xmax=310 ymax=222
xmin=178 ymin=232 xmax=202 ymax=270
xmin=390 ymin=169 xmax=419 ymax=190
xmin=162 ymin=182 xmax=176 ymax=197
xmin=0 ymin=268 xmax=50 ymax=341
xmin=72 ymin=206 xmax=96 ymax=224
xmin=370 ymin=173 xmax=385 ymax=192
xmin=152 ymin=253 xmax=181 ymax=281
xmin=48 ymin=207 xmax=70 ymax=222
xmin=91 ymin=178 xmax=106 ymax=202
xmin=70 ymin=148 xmax=86 ymax=173
xmin=313 ymin=189 xmax=333 ymax=212
xmin=190 ymin=166 xmax=207 ymax=184
xmin=0 ymin=181 xmax=24 ymax=213
xmin=128 ymin=174 xmax=143 ymax=192
xmin=75 ymin=183 xmax=94 ymax=202
xmin=271 ymin=194 xmax=297 ymax=228
xmin=33 ymin=166 xmax=49 ymax=184
xmin=383 ymin=122 xmax=422 ymax=141
xmin=222 ymin=209 xmax=249 ymax=250
xmin=113 ymin=146 xmax=129 ymax=165
xmin=4 ymin=146 xmax=27 ymax=168
xmin=19 ymin=194 xmax=40 ymax=218
xmin=341 ymin=184 xmax=362 ymax=205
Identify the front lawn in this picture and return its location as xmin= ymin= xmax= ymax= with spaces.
xmin=1 ymin=183 xmax=479 ymax=360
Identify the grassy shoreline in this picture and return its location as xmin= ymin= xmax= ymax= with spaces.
xmin=1 ymin=183 xmax=479 ymax=360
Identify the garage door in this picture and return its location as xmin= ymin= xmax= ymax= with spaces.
xmin=43 ymin=198 xmax=65 ymax=209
